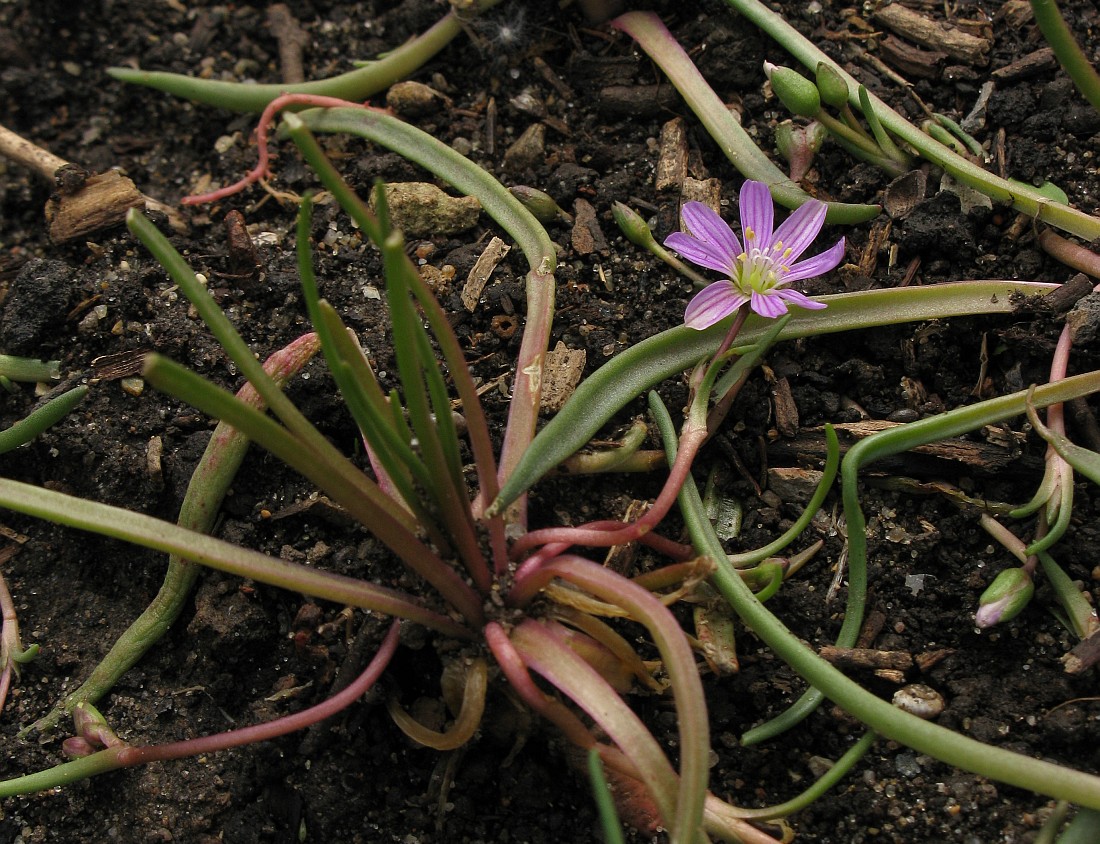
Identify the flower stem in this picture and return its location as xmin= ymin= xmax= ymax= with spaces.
xmin=747 ymin=368 xmax=1100 ymax=743
xmin=106 ymin=4 xmax=502 ymax=113
xmin=663 ymin=395 xmax=1100 ymax=811
xmin=610 ymin=12 xmax=880 ymax=225
xmin=494 ymin=280 xmax=1059 ymax=512
xmin=722 ymin=0 xmax=1100 ymax=241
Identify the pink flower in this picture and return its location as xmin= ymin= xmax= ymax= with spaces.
xmin=665 ymin=181 xmax=845 ymax=329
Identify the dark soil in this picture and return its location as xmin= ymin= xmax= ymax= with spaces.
xmin=2 ymin=1 xmax=1100 ymax=842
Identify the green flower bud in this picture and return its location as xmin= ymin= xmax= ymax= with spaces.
xmin=975 ymin=567 xmax=1034 ymax=628
xmin=764 ymin=62 xmax=821 ymax=119
xmin=508 ymin=186 xmax=572 ymax=224
xmin=815 ymin=62 xmax=850 ymax=109
xmin=611 ymin=201 xmax=656 ymax=249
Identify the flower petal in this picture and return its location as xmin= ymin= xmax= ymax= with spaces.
xmin=664 ymin=232 xmax=738 ymax=275
xmin=680 ymin=201 xmax=742 ymax=259
xmin=770 ymin=198 xmax=827 ymax=264
xmin=750 ymin=290 xmax=789 ymax=319
xmin=684 ymin=280 xmax=748 ymax=329
xmin=774 ymin=288 xmax=828 ymax=310
xmin=738 ymin=181 xmax=774 ymax=248
xmin=783 ymin=237 xmax=845 ymax=282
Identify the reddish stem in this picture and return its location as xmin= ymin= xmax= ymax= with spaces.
xmin=119 ymin=620 xmax=399 ymax=765
xmin=483 ymin=621 xmax=597 ymax=750
xmin=182 ymin=94 xmax=384 ymax=205
xmin=508 ymin=423 xmax=707 ymax=562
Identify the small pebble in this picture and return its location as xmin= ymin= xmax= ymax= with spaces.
xmin=893 ymin=684 xmax=945 ymax=719
xmin=121 ymin=377 xmax=144 ymax=397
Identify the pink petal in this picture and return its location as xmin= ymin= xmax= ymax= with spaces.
xmin=664 ymin=232 xmax=738 ymax=275
xmin=770 ymin=199 xmax=827 ymax=263
xmin=680 ymin=202 xmax=742 ymax=259
xmin=685 ymin=281 xmax=748 ymax=329
xmin=783 ymin=237 xmax=846 ymax=282
xmin=750 ymin=290 xmax=789 ymax=319
xmin=775 ymin=288 xmax=828 ymax=310
xmin=738 ymin=181 xmax=774 ymax=248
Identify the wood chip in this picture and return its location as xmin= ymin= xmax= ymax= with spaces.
xmin=766 ymin=467 xmax=823 ymax=505
xmin=502 ymin=123 xmax=546 ymax=173
xmin=768 ymin=420 xmax=1041 ymax=476
xmin=819 ymin=646 xmax=914 ymax=671
xmin=45 ymin=169 xmax=145 ymax=243
xmin=461 ymin=236 xmax=509 ymax=312
xmin=914 ymin=648 xmax=954 ymax=672
xmin=597 ymin=84 xmax=680 ymax=117
xmin=992 ymin=47 xmax=1058 ymax=83
xmin=872 ymin=4 xmax=991 ymax=66
xmin=571 ymin=197 xmax=608 ymax=255
xmin=772 ymin=375 xmax=799 ymax=437
xmin=879 ymin=34 xmax=947 ymax=79
xmin=681 ymin=177 xmax=721 ymax=212
xmin=1062 ymin=632 xmax=1100 ymax=674
xmin=655 ymin=117 xmax=688 ymax=194
xmin=90 ymin=348 xmax=151 ymax=381
xmin=540 ymin=341 xmax=586 ymax=412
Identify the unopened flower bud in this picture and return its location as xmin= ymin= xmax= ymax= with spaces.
xmin=775 ymin=120 xmax=826 ymax=182
xmin=612 ymin=201 xmax=657 ymax=249
xmin=72 ymin=702 xmax=124 ymax=750
xmin=62 ymin=736 xmax=98 ymax=759
xmin=975 ymin=567 xmax=1034 ymax=628
xmin=814 ymin=62 xmax=850 ymax=109
xmin=763 ymin=62 xmax=821 ymax=119
xmin=508 ymin=186 xmax=572 ymax=224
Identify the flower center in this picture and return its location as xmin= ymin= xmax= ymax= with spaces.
xmin=734 ymin=228 xmax=792 ymax=293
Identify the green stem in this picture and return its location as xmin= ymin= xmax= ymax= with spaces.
xmin=0 ymin=355 xmax=59 ymax=383
xmin=727 ymin=425 xmax=839 ymax=568
xmin=0 ymin=386 xmax=87 ymax=455
xmin=284 ymin=116 xmax=510 ymax=567
xmin=586 ymin=748 xmax=627 ymax=844
xmin=1030 ymin=0 xmax=1100 ymax=113
xmin=0 ymin=478 xmax=474 ymax=639
xmin=722 ymin=0 xmax=1100 ymax=241
xmin=494 ymin=280 xmax=1058 ymax=511
xmin=106 ymin=4 xmax=501 ymax=113
xmin=746 ymin=369 xmax=1100 ymax=743
xmin=29 ymin=336 xmax=320 ymax=735
xmin=730 ymin=731 xmax=877 ymax=821
xmin=665 ymin=395 xmax=1100 ymax=811
xmin=292 ymin=107 xmax=557 ymax=521
xmin=610 ymin=12 xmax=879 ymax=225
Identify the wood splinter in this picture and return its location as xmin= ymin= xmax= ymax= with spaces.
xmin=0 ymin=121 xmax=185 ymax=243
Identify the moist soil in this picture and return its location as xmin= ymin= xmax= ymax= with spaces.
xmin=2 ymin=1 xmax=1100 ymax=842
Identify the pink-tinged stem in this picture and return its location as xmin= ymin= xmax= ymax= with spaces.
xmin=120 ymin=620 xmax=399 ymax=765
xmin=0 ymin=569 xmax=19 ymax=714
xmin=495 ymin=266 xmax=556 ymax=533
xmin=509 ymin=618 xmax=685 ymax=837
xmin=509 ymin=528 xmax=694 ymax=597
xmin=1037 ymin=229 xmax=1100 ymax=279
xmin=508 ymin=423 xmax=707 ymax=561
xmin=483 ymin=621 xmax=598 ymax=750
xmin=183 ymin=94 xmax=384 ymax=205
xmin=509 ymin=555 xmax=710 ymax=844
